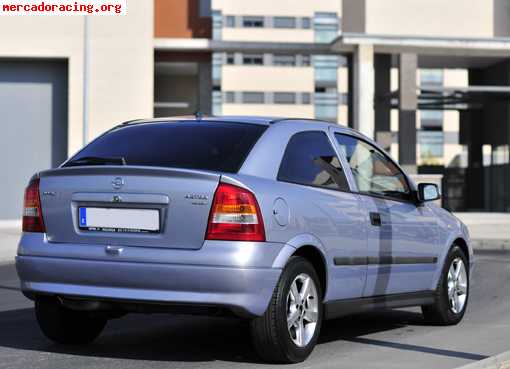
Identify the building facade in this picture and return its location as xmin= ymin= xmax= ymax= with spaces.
xmin=2 ymin=0 xmax=510 ymax=221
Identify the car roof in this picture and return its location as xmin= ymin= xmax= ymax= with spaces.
xmin=118 ymin=115 xmax=361 ymax=135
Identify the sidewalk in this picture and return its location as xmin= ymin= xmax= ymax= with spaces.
xmin=0 ymin=222 xmax=21 ymax=264
xmin=1 ymin=213 xmax=510 ymax=264
xmin=454 ymin=213 xmax=510 ymax=250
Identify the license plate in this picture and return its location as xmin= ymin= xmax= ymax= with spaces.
xmin=78 ymin=207 xmax=160 ymax=233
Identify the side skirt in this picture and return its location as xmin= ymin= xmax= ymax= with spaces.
xmin=324 ymin=291 xmax=435 ymax=320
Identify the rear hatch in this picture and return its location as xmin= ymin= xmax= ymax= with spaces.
xmin=38 ymin=120 xmax=267 ymax=250
xmin=40 ymin=166 xmax=219 ymax=249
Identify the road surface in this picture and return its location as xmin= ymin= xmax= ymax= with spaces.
xmin=0 ymin=251 xmax=509 ymax=369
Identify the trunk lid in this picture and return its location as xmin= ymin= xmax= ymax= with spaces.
xmin=39 ymin=166 xmax=220 ymax=250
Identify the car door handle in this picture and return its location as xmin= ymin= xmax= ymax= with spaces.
xmin=369 ymin=212 xmax=382 ymax=227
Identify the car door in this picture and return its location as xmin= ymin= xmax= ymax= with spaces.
xmin=332 ymin=132 xmax=439 ymax=296
xmin=276 ymin=130 xmax=368 ymax=301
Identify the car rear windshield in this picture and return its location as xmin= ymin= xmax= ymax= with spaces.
xmin=64 ymin=121 xmax=267 ymax=173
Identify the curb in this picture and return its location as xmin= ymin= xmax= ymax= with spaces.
xmin=471 ymin=239 xmax=510 ymax=251
xmin=455 ymin=351 xmax=510 ymax=369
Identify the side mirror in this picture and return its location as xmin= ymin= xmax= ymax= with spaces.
xmin=417 ymin=183 xmax=441 ymax=203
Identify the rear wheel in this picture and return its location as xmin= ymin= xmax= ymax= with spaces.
xmin=35 ymin=296 xmax=107 ymax=344
xmin=422 ymin=245 xmax=469 ymax=325
xmin=250 ymin=256 xmax=323 ymax=363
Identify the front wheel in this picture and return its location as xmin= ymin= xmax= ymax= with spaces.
xmin=250 ymin=256 xmax=323 ymax=363
xmin=422 ymin=245 xmax=469 ymax=325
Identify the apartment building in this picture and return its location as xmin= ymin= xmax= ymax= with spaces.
xmin=2 ymin=0 xmax=510 ymax=221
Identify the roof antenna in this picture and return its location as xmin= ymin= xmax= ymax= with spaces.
xmin=194 ymin=111 xmax=204 ymax=120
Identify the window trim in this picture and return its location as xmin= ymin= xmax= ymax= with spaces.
xmin=276 ymin=130 xmax=351 ymax=193
xmin=332 ymin=132 xmax=417 ymax=204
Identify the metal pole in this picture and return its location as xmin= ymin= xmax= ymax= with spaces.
xmin=82 ymin=15 xmax=90 ymax=146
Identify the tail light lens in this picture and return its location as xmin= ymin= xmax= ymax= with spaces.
xmin=206 ymin=183 xmax=265 ymax=242
xmin=22 ymin=178 xmax=45 ymax=233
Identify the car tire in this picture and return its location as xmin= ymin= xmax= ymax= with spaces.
xmin=35 ymin=296 xmax=107 ymax=344
xmin=250 ymin=256 xmax=323 ymax=363
xmin=422 ymin=245 xmax=469 ymax=325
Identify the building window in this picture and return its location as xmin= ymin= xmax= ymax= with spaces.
xmin=226 ymin=53 xmax=235 ymax=65
xmin=242 ymin=92 xmax=265 ymax=104
xmin=243 ymin=54 xmax=264 ymax=65
xmin=274 ymin=92 xmax=296 ymax=104
xmin=225 ymin=92 xmax=235 ymax=103
xmin=419 ymin=131 xmax=444 ymax=163
xmin=314 ymin=12 xmax=338 ymax=43
xmin=225 ymin=15 xmax=235 ymax=27
xmin=301 ymin=17 xmax=311 ymax=29
xmin=274 ymin=16 xmax=296 ymax=28
xmin=421 ymin=69 xmax=443 ymax=86
xmin=274 ymin=54 xmax=296 ymax=66
xmin=198 ymin=0 xmax=211 ymax=17
xmin=301 ymin=55 xmax=311 ymax=66
xmin=421 ymin=110 xmax=443 ymax=130
xmin=242 ymin=16 xmax=264 ymax=27
xmin=212 ymin=11 xmax=222 ymax=40
xmin=314 ymin=55 xmax=338 ymax=85
xmin=302 ymin=93 xmax=311 ymax=104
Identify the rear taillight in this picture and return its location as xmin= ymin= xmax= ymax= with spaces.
xmin=206 ymin=183 xmax=265 ymax=242
xmin=22 ymin=178 xmax=45 ymax=233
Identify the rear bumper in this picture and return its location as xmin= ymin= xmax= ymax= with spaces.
xmin=16 ymin=233 xmax=289 ymax=318
xmin=16 ymin=255 xmax=281 ymax=317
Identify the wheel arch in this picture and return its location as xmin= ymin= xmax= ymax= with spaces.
xmin=291 ymin=245 xmax=328 ymax=299
xmin=453 ymin=237 xmax=470 ymax=264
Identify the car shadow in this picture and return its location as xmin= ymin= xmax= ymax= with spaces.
xmin=0 ymin=307 xmax=486 ymax=364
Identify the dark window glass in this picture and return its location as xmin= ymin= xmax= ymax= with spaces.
xmin=226 ymin=53 xmax=235 ymax=64
xmin=274 ymin=92 xmax=296 ymax=104
xmin=302 ymin=92 xmax=311 ymax=104
xmin=242 ymin=92 xmax=264 ymax=103
xmin=66 ymin=122 xmax=267 ymax=173
xmin=301 ymin=55 xmax=311 ymax=66
xmin=242 ymin=16 xmax=264 ymax=27
xmin=243 ymin=54 xmax=264 ymax=65
xmin=335 ymin=134 xmax=410 ymax=200
xmin=274 ymin=16 xmax=296 ymax=28
xmin=278 ymin=131 xmax=349 ymax=191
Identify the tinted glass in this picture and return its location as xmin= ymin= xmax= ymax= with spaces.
xmin=278 ymin=131 xmax=349 ymax=191
xmin=66 ymin=122 xmax=267 ymax=173
xmin=335 ymin=134 xmax=410 ymax=200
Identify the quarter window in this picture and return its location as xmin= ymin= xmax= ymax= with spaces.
xmin=278 ymin=131 xmax=349 ymax=191
xmin=335 ymin=134 xmax=410 ymax=200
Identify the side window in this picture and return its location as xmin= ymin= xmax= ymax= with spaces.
xmin=278 ymin=131 xmax=349 ymax=191
xmin=334 ymin=134 xmax=411 ymax=200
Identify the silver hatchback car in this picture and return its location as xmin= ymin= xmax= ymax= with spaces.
xmin=16 ymin=116 xmax=472 ymax=363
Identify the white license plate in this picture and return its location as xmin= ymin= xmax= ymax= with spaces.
xmin=78 ymin=207 xmax=160 ymax=233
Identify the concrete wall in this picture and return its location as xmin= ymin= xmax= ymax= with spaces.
xmin=222 ymin=66 xmax=314 ymax=92
xmin=0 ymin=0 xmax=154 ymax=155
xmin=344 ymin=0 xmax=496 ymax=38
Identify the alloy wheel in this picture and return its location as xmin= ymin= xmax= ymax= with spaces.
xmin=286 ymin=273 xmax=319 ymax=347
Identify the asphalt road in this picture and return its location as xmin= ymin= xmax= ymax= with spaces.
xmin=1 ymin=251 xmax=509 ymax=369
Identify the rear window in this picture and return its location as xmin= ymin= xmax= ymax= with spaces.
xmin=65 ymin=121 xmax=267 ymax=173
